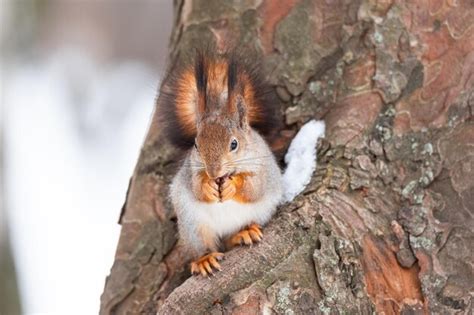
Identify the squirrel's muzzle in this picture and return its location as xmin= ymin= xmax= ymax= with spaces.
xmin=206 ymin=164 xmax=226 ymax=180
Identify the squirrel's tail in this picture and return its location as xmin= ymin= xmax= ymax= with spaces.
xmin=156 ymin=48 xmax=281 ymax=149
xmin=281 ymin=120 xmax=326 ymax=203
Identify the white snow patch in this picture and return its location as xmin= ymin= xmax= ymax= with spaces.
xmin=282 ymin=120 xmax=325 ymax=202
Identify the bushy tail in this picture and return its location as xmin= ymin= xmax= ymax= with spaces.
xmin=281 ymin=120 xmax=326 ymax=203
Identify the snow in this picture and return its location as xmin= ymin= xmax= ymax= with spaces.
xmin=282 ymin=120 xmax=326 ymax=202
xmin=3 ymin=50 xmax=157 ymax=314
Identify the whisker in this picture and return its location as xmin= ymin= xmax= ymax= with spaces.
xmin=233 ymin=155 xmax=272 ymax=162
xmin=183 ymin=161 xmax=205 ymax=166
xmin=224 ymin=155 xmax=272 ymax=165
xmin=187 ymin=168 xmax=206 ymax=171
xmin=226 ymin=162 xmax=267 ymax=168
xmin=228 ymin=160 xmax=268 ymax=165
xmin=184 ymin=164 xmax=206 ymax=169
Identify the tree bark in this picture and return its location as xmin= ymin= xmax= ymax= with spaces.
xmin=100 ymin=0 xmax=474 ymax=314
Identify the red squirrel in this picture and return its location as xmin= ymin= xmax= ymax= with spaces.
xmin=159 ymin=49 xmax=283 ymax=276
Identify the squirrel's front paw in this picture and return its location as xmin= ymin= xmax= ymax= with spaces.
xmin=190 ymin=252 xmax=224 ymax=277
xmin=219 ymin=177 xmax=236 ymax=202
xmin=201 ymin=179 xmax=220 ymax=202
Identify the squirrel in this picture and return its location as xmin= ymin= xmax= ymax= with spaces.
xmin=159 ymin=49 xmax=283 ymax=276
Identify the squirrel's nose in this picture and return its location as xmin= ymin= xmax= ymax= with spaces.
xmin=206 ymin=164 xmax=226 ymax=179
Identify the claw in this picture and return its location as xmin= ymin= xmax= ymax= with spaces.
xmin=248 ymin=229 xmax=261 ymax=242
xmin=190 ymin=252 xmax=225 ymax=277
xmin=229 ymin=224 xmax=263 ymax=247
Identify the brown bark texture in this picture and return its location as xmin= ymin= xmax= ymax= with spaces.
xmin=100 ymin=0 xmax=474 ymax=314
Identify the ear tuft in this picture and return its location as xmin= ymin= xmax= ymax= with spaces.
xmin=227 ymin=57 xmax=238 ymax=96
xmin=195 ymin=51 xmax=208 ymax=115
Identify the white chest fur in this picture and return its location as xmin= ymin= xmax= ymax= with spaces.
xmin=193 ymin=199 xmax=274 ymax=237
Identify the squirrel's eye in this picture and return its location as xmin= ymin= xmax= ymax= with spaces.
xmin=230 ymin=139 xmax=238 ymax=151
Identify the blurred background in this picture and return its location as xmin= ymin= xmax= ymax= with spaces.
xmin=0 ymin=1 xmax=172 ymax=313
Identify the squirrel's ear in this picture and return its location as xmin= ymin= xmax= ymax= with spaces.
xmin=227 ymin=59 xmax=248 ymax=128
xmin=195 ymin=52 xmax=208 ymax=117
xmin=236 ymin=96 xmax=249 ymax=129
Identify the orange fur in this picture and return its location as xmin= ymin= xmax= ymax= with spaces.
xmin=173 ymin=58 xmax=270 ymax=139
xmin=175 ymin=70 xmax=198 ymax=137
xmin=229 ymin=172 xmax=255 ymax=203
xmin=242 ymin=73 xmax=260 ymax=122
xmin=196 ymin=171 xmax=256 ymax=204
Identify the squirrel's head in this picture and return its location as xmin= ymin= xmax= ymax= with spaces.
xmin=191 ymin=55 xmax=253 ymax=179
xmin=194 ymin=113 xmax=250 ymax=179
xmin=167 ymin=50 xmax=278 ymax=178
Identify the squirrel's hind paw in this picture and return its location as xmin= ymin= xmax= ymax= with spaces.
xmin=190 ymin=252 xmax=224 ymax=277
xmin=228 ymin=223 xmax=263 ymax=247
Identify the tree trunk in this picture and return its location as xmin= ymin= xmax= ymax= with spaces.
xmin=100 ymin=0 xmax=474 ymax=314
